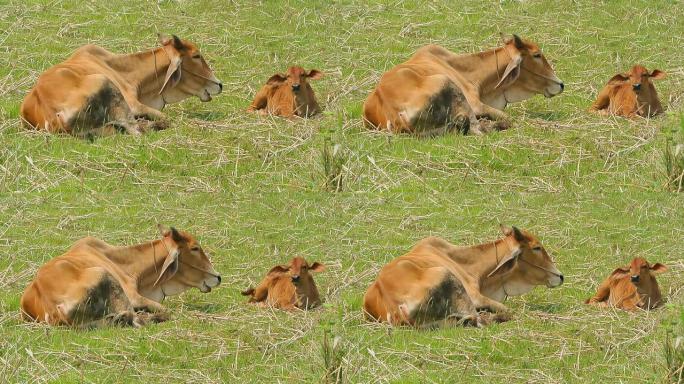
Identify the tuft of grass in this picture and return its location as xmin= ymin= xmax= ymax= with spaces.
xmin=322 ymin=330 xmax=347 ymax=384
xmin=663 ymin=116 xmax=684 ymax=192
xmin=320 ymin=116 xmax=348 ymax=192
xmin=665 ymin=308 xmax=684 ymax=383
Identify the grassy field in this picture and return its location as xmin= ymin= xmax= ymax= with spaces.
xmin=1 ymin=0 xmax=684 ymax=382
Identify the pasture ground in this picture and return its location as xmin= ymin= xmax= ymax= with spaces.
xmin=1 ymin=1 xmax=684 ymax=382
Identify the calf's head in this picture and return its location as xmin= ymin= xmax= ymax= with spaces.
xmin=610 ymin=65 xmax=665 ymax=112
xmin=489 ymin=226 xmax=564 ymax=295
xmin=267 ymin=66 xmax=323 ymax=115
xmin=154 ymin=226 xmax=221 ymax=295
xmin=496 ymin=35 xmax=564 ymax=101
xmin=158 ymin=34 xmax=223 ymax=103
xmin=612 ymin=257 xmax=666 ymax=287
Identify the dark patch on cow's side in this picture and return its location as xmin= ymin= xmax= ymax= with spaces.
xmin=68 ymin=82 xmax=132 ymax=136
xmin=412 ymin=82 xmax=471 ymax=135
xmin=411 ymin=274 xmax=468 ymax=324
xmin=68 ymin=274 xmax=130 ymax=324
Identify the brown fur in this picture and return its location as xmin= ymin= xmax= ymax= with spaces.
xmin=241 ymin=257 xmax=325 ymax=310
xmin=363 ymin=35 xmax=564 ymax=135
xmin=20 ymin=35 xmax=222 ymax=138
xmin=585 ymin=257 xmax=667 ymax=310
xmin=20 ymin=226 xmax=221 ymax=327
xmin=363 ymin=226 xmax=564 ymax=327
xmin=590 ymin=65 xmax=665 ymax=118
xmin=247 ymin=66 xmax=323 ymax=117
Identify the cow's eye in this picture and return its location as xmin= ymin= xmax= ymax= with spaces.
xmin=191 ymin=246 xmax=200 ymax=252
xmin=533 ymin=53 xmax=542 ymax=58
xmin=532 ymin=246 xmax=542 ymax=252
xmin=192 ymin=54 xmax=201 ymax=59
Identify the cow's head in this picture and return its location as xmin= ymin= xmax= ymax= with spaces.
xmin=267 ymin=66 xmax=323 ymax=115
xmin=611 ymin=257 xmax=666 ymax=287
xmin=495 ymin=35 xmax=564 ymax=101
xmin=158 ymin=34 xmax=223 ymax=103
xmin=489 ymin=225 xmax=564 ymax=295
xmin=154 ymin=225 xmax=221 ymax=295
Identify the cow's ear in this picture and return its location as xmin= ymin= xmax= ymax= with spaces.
xmin=510 ymin=34 xmax=525 ymax=50
xmin=608 ymin=73 xmax=629 ymax=84
xmin=309 ymin=262 xmax=325 ymax=273
xmin=306 ymin=70 xmax=324 ymax=80
xmin=169 ymin=227 xmax=186 ymax=244
xmin=650 ymin=263 xmax=667 ymax=274
xmin=511 ymin=226 xmax=528 ymax=244
xmin=160 ymin=55 xmax=182 ymax=93
xmin=495 ymin=54 xmax=522 ymax=88
xmin=649 ymin=70 xmax=666 ymax=80
xmin=500 ymin=224 xmax=513 ymax=236
xmin=488 ymin=248 xmax=521 ymax=277
xmin=267 ymin=74 xmax=287 ymax=86
xmin=154 ymin=248 xmax=179 ymax=286
xmin=268 ymin=265 xmax=290 ymax=274
xmin=610 ymin=267 xmax=630 ymax=279
xmin=171 ymin=35 xmax=184 ymax=51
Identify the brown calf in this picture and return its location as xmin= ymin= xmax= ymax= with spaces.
xmin=241 ymin=257 xmax=325 ymax=310
xmin=590 ymin=65 xmax=666 ymax=117
xmin=363 ymin=226 xmax=564 ymax=327
xmin=247 ymin=66 xmax=323 ymax=117
xmin=20 ymin=226 xmax=221 ymax=327
xmin=585 ymin=257 xmax=667 ymax=310
xmin=20 ymin=35 xmax=222 ymax=138
xmin=363 ymin=35 xmax=564 ymax=135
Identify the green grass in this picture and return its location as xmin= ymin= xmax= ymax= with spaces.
xmin=1 ymin=0 xmax=684 ymax=382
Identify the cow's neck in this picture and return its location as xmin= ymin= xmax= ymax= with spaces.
xmin=450 ymin=46 xmax=516 ymax=109
xmin=104 ymin=48 xmax=170 ymax=109
xmin=104 ymin=238 xmax=173 ymax=286
xmin=446 ymin=237 xmax=527 ymax=301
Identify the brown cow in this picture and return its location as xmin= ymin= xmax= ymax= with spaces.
xmin=363 ymin=226 xmax=564 ymax=327
xmin=20 ymin=34 xmax=222 ymax=138
xmin=241 ymin=257 xmax=325 ymax=310
xmin=363 ymin=35 xmax=564 ymax=135
xmin=20 ymin=226 xmax=221 ymax=327
xmin=585 ymin=257 xmax=667 ymax=310
xmin=247 ymin=66 xmax=323 ymax=117
xmin=590 ymin=65 xmax=666 ymax=117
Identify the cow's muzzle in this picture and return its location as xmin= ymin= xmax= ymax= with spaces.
xmin=291 ymin=84 xmax=301 ymax=92
xmin=631 ymin=275 xmax=640 ymax=283
xmin=632 ymin=83 xmax=641 ymax=91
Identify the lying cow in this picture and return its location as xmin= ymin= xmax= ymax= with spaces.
xmin=363 ymin=226 xmax=564 ymax=327
xmin=247 ymin=66 xmax=323 ymax=117
xmin=20 ymin=34 xmax=222 ymax=138
xmin=241 ymin=257 xmax=325 ymax=310
xmin=590 ymin=65 xmax=666 ymax=117
xmin=585 ymin=257 xmax=667 ymax=310
xmin=20 ymin=226 xmax=221 ymax=327
xmin=363 ymin=35 xmax=564 ymax=135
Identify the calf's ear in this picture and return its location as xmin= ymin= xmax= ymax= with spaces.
xmin=267 ymin=74 xmax=287 ymax=86
xmin=306 ymin=70 xmax=324 ymax=80
xmin=170 ymin=227 xmax=186 ymax=244
xmin=268 ymin=265 xmax=290 ymax=274
xmin=158 ymin=224 xmax=170 ymax=237
xmin=608 ymin=73 xmax=629 ymax=84
xmin=649 ymin=70 xmax=666 ymax=80
xmin=610 ymin=266 xmax=630 ymax=279
xmin=309 ymin=262 xmax=325 ymax=272
xmin=650 ymin=263 xmax=667 ymax=274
